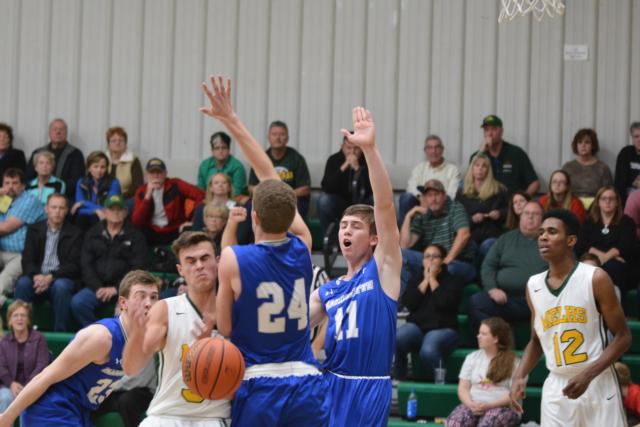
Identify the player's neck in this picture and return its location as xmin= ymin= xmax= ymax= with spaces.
xmin=187 ymin=288 xmax=215 ymax=316
xmin=344 ymin=253 xmax=372 ymax=280
xmin=255 ymin=229 xmax=288 ymax=243
xmin=548 ymin=255 xmax=577 ymax=280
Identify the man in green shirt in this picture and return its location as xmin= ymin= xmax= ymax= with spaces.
xmin=197 ymin=131 xmax=248 ymax=204
xmin=248 ymin=121 xmax=311 ymax=218
xmin=471 ymin=115 xmax=540 ymax=196
xmin=468 ymin=201 xmax=547 ymax=333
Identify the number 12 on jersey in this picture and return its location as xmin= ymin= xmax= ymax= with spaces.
xmin=334 ymin=300 xmax=359 ymax=341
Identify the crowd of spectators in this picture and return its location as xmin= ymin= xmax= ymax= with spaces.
xmin=1 ymin=114 xmax=640 ymax=423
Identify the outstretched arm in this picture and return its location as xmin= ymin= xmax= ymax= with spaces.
xmin=562 ymin=268 xmax=631 ymax=399
xmin=342 ymin=107 xmax=401 ymax=300
xmin=217 ymin=247 xmax=241 ymax=337
xmin=0 ymin=325 xmax=112 ymax=426
xmin=200 ymin=76 xmax=311 ymax=250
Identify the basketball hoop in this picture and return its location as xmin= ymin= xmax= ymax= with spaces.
xmin=498 ymin=0 xmax=565 ymax=23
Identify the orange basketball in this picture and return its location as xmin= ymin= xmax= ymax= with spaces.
xmin=182 ymin=336 xmax=245 ymax=400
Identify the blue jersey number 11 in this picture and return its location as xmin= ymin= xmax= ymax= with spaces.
xmin=334 ymin=300 xmax=359 ymax=341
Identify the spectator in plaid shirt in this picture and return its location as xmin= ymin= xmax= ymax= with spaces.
xmin=0 ymin=169 xmax=45 ymax=304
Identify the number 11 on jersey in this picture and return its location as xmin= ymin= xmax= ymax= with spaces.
xmin=334 ymin=300 xmax=359 ymax=341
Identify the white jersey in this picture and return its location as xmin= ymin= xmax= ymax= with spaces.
xmin=528 ymin=262 xmax=607 ymax=376
xmin=145 ymin=294 xmax=230 ymax=420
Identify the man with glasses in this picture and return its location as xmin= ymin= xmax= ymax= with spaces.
xmin=398 ymin=135 xmax=460 ymax=225
xmin=468 ymin=201 xmax=547 ymax=334
xmin=197 ymin=131 xmax=248 ymax=204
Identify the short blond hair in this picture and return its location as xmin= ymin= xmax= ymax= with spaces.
xmin=7 ymin=300 xmax=33 ymax=331
xmin=203 ymin=203 xmax=229 ymax=220
xmin=119 ymin=270 xmax=161 ymax=298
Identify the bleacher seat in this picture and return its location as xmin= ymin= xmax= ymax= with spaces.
xmin=397 ymin=382 xmax=542 ymax=423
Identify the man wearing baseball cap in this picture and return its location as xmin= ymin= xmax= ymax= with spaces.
xmin=470 ymin=115 xmax=539 ymax=196
xmin=400 ymin=178 xmax=476 ymax=291
xmin=131 ymin=158 xmax=204 ymax=245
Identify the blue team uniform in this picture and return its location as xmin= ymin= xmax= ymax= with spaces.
xmin=21 ymin=317 xmax=126 ymax=427
xmin=230 ymin=234 xmax=329 ymax=427
xmin=319 ymin=257 xmax=397 ymax=426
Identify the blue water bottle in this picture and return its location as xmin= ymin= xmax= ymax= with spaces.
xmin=407 ymin=388 xmax=417 ymax=421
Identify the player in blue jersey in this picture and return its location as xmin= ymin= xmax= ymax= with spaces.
xmin=0 ymin=270 xmax=160 ymax=427
xmin=309 ymin=107 xmax=402 ymax=426
xmin=200 ymin=75 xmax=329 ymax=426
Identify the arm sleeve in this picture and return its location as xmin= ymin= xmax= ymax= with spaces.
xmin=602 ymin=163 xmax=613 ymax=188
xmin=294 ymin=154 xmax=311 ymax=188
xmin=0 ymin=346 xmax=13 ymax=387
xmin=614 ymin=148 xmax=629 ymax=196
xmin=480 ymin=237 xmax=502 ymax=290
xmin=615 ymin=216 xmax=636 ymax=260
xmin=401 ymin=280 xmax=425 ymax=311
xmin=131 ymin=186 xmax=153 ymax=227
xmin=520 ymin=151 xmax=538 ymax=187
xmin=177 ymin=179 xmax=205 ymax=205
xmin=432 ymin=277 xmax=464 ymax=310
xmin=446 ymin=165 xmax=461 ymax=199
xmin=321 ymin=155 xmax=347 ymax=193
xmin=20 ymin=227 xmax=41 ymax=278
xmin=81 ymin=235 xmax=102 ymax=292
xmin=230 ymin=159 xmax=248 ymax=197
xmin=27 ymin=333 xmax=50 ymax=383
xmin=53 ymin=229 xmax=82 ymax=279
xmin=406 ymin=164 xmax=422 ymax=196
xmin=130 ymin=158 xmax=144 ymax=197
xmin=459 ymin=352 xmax=475 ymax=380
xmin=197 ymin=160 xmax=208 ymax=190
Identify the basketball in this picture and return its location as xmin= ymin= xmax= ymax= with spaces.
xmin=181 ymin=336 xmax=245 ymax=400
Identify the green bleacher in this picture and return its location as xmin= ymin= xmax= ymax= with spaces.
xmin=392 ymin=284 xmax=640 ymax=425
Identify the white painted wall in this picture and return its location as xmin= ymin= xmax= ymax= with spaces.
xmin=0 ymin=0 xmax=638 ymax=191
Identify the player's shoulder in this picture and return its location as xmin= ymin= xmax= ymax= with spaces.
xmin=527 ymin=269 xmax=549 ymax=289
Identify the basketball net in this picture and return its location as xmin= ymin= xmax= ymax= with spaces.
xmin=499 ymin=0 xmax=565 ymax=23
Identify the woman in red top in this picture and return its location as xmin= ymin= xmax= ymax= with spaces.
xmin=538 ymin=169 xmax=586 ymax=223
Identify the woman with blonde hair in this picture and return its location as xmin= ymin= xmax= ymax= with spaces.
xmin=0 ymin=301 xmax=49 ymax=412
xmin=538 ymin=170 xmax=586 ymax=223
xmin=446 ymin=317 xmax=520 ymax=427
xmin=457 ymin=153 xmax=508 ymax=257
xmin=191 ymin=172 xmax=236 ymax=231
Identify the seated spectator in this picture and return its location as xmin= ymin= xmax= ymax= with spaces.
xmin=0 ymin=169 xmax=46 ymax=305
xmin=318 ymin=135 xmax=373 ymax=237
xmin=446 ymin=317 xmax=520 ymax=427
xmin=395 ymin=244 xmax=464 ymax=381
xmin=26 ymin=118 xmax=85 ymax=200
xmin=575 ymin=186 xmax=636 ymax=294
xmin=71 ymin=195 xmax=147 ymax=327
xmin=248 ymin=121 xmax=311 ymax=218
xmin=199 ymin=203 xmax=228 ymax=256
xmin=614 ymin=361 xmax=640 ymax=426
xmin=615 ymin=122 xmax=640 ymax=204
xmin=538 ymin=170 xmax=586 ymax=223
xmin=457 ymin=153 xmax=508 ymax=257
xmin=25 ymin=151 xmax=66 ymax=206
xmin=72 ymin=151 xmax=121 ymax=231
xmin=469 ymin=201 xmax=547 ymax=334
xmin=0 ymin=301 xmax=49 ymax=412
xmin=0 ymin=123 xmax=26 ymax=178
xmin=400 ymin=179 xmax=475 ymax=287
xmin=505 ymin=191 xmax=530 ymax=230
xmin=190 ymin=172 xmax=236 ymax=231
xmin=562 ymin=128 xmax=613 ymax=201
xmin=472 ymin=115 xmax=539 ymax=196
xmin=624 ymin=189 xmax=640 ymax=240
xmin=132 ymin=158 xmax=204 ymax=246
xmin=14 ymin=194 xmax=82 ymax=331
xmin=398 ymin=135 xmax=460 ymax=225
xmin=197 ymin=131 xmax=248 ymax=204
xmin=91 ymin=306 xmax=155 ymax=427
xmin=105 ymin=127 xmax=143 ymax=200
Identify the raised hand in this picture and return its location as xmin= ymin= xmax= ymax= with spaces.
xmin=228 ymin=207 xmax=247 ymax=224
xmin=200 ymin=75 xmax=234 ymax=122
xmin=341 ymin=107 xmax=375 ymax=149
